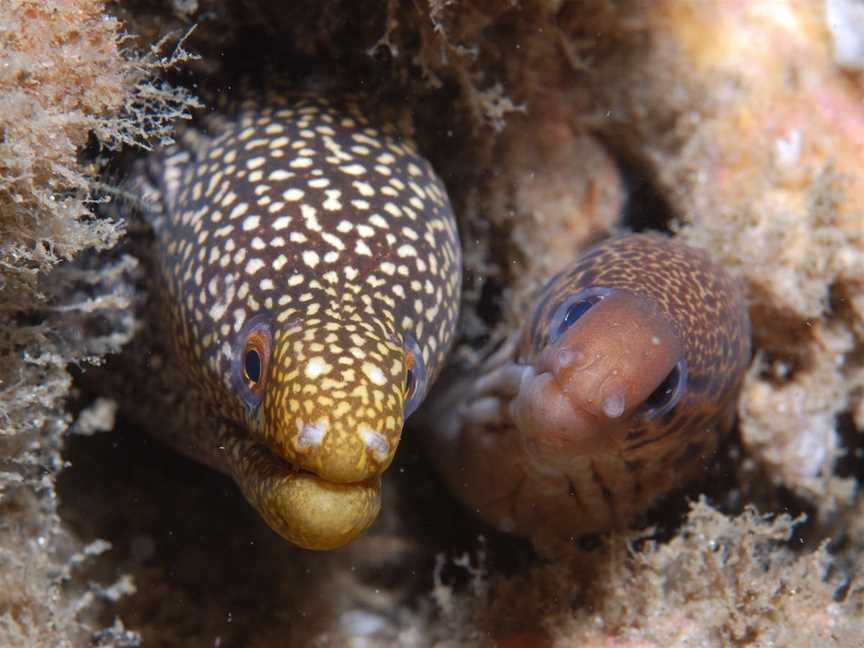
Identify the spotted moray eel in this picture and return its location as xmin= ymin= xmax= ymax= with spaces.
xmin=428 ymin=233 xmax=750 ymax=542
xmin=135 ymin=94 xmax=461 ymax=550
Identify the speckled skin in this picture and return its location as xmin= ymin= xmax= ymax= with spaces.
xmin=428 ymin=234 xmax=750 ymax=542
xmin=136 ymin=94 xmax=461 ymax=550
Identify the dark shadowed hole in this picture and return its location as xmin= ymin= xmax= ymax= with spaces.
xmin=615 ymin=153 xmax=676 ymax=233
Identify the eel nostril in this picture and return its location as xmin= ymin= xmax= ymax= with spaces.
xmin=602 ymin=390 xmax=626 ymax=418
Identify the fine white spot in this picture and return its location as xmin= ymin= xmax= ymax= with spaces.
xmin=297 ymin=420 xmax=327 ymax=449
xmin=362 ymin=362 xmax=387 ymax=386
xmin=321 ymin=232 xmax=345 ymax=250
xmin=302 ymin=250 xmax=320 ymax=268
xmin=353 ymin=180 xmax=375 ymax=196
xmin=355 ymin=240 xmax=372 ymax=256
xmin=273 ymin=215 xmax=292 ymax=230
xmin=283 ymin=188 xmax=305 ymax=201
xmin=290 ymin=157 xmax=313 ymax=168
xmin=340 ymin=163 xmax=366 ymax=176
xmin=229 ymin=203 xmax=248 ymax=219
xmin=359 ymin=428 xmax=390 ymax=462
xmin=301 ymin=204 xmax=321 ymax=230
xmin=305 ymin=357 xmax=328 ymax=380
xmin=208 ymin=299 xmax=229 ymax=322
xmin=369 ymin=214 xmax=388 ymax=228
xmin=323 ymin=189 xmax=342 ymax=211
xmin=245 ymin=258 xmax=265 ymax=275
xmin=233 ymin=309 xmax=246 ymax=332
xmin=242 ymin=215 xmax=260 ymax=231
xmin=268 ymin=169 xmax=292 ymax=182
xmin=273 ymin=254 xmax=288 ymax=271
xmin=384 ymin=202 xmax=401 ymax=217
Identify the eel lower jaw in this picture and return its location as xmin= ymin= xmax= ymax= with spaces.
xmin=223 ymin=434 xmax=381 ymax=551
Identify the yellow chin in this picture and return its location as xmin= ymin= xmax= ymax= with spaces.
xmin=226 ymin=436 xmax=381 ymax=550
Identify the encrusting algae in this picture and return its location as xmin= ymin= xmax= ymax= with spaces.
xmin=2 ymin=1 xmax=863 ymax=647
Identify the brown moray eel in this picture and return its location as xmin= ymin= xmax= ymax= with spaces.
xmin=135 ymin=94 xmax=461 ymax=550
xmin=428 ymin=233 xmax=750 ymax=541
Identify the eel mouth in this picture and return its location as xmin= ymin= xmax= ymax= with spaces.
xmin=224 ymin=434 xmax=382 ymax=551
xmin=510 ymin=363 xmax=621 ymax=467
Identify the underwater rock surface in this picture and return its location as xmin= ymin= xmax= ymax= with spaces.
xmin=2 ymin=1 xmax=862 ymax=646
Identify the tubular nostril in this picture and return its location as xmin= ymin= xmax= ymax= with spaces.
xmin=554 ymin=345 xmax=590 ymax=372
xmin=601 ymin=390 xmax=626 ymax=418
xmin=359 ymin=428 xmax=391 ymax=462
xmin=297 ymin=421 xmax=327 ymax=450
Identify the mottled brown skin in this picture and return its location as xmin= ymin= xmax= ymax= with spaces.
xmin=135 ymin=94 xmax=461 ymax=549
xmin=428 ymin=234 xmax=750 ymax=541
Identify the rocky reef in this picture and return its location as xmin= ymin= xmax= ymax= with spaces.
xmin=1 ymin=1 xmax=862 ymax=646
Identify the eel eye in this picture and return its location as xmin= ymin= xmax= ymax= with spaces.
xmin=232 ymin=316 xmax=273 ymax=409
xmin=548 ymin=287 xmax=614 ymax=344
xmin=403 ymin=334 xmax=428 ymax=418
xmin=405 ymin=361 xmax=416 ymax=400
xmin=244 ymin=349 xmax=262 ymax=383
xmin=637 ymin=359 xmax=688 ymax=420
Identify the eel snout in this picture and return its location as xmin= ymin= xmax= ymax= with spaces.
xmin=510 ymin=290 xmax=683 ymax=462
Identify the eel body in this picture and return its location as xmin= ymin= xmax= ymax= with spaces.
xmin=137 ymin=94 xmax=461 ymax=550
xmin=428 ymin=233 xmax=750 ymax=541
